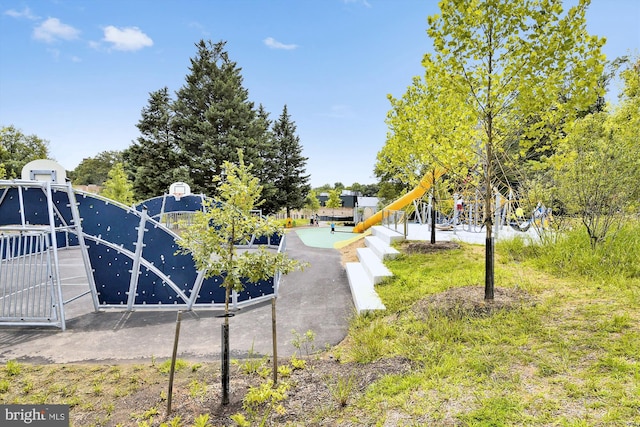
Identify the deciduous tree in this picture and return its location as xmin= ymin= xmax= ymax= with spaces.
xmin=71 ymin=150 xmax=123 ymax=186
xmin=427 ymin=0 xmax=605 ymax=299
xmin=553 ymin=58 xmax=640 ymax=248
xmin=0 ymin=125 xmax=50 ymax=178
xmin=177 ymin=150 xmax=304 ymax=404
xmin=101 ymin=163 xmax=135 ymax=205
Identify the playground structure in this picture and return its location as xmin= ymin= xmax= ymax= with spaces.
xmin=0 ymin=162 xmax=285 ymax=330
xmin=354 ymin=168 xmax=446 ymax=233
xmin=354 ymin=168 xmax=551 ymax=237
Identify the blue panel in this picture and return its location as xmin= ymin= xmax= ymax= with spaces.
xmin=51 ymin=188 xmax=74 ymax=226
xmin=134 ymin=265 xmax=186 ymax=305
xmin=135 ymin=196 xmax=165 ymax=218
xmin=140 ymin=220 xmax=197 ymax=298
xmin=76 ymin=194 xmax=140 ymax=253
xmin=194 ymin=275 xmax=227 ymax=304
xmin=85 ymin=240 xmax=132 ymax=305
xmin=162 ymin=194 xmax=205 ymax=213
xmin=0 ymin=188 xmax=23 ymax=226
xmin=269 ymin=233 xmax=282 ymax=247
xmin=19 ymin=187 xmax=50 ymax=226
xmin=237 ymin=277 xmax=275 ymax=302
xmin=135 ymin=194 xmax=207 ymax=219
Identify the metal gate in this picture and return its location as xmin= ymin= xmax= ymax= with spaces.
xmin=0 ymin=228 xmax=64 ymax=329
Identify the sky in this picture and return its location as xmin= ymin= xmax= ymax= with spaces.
xmin=1 ymin=1 xmax=638 ymax=188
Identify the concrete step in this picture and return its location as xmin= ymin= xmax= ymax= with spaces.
xmin=365 ymin=235 xmax=400 ymax=260
xmin=345 ymin=263 xmax=386 ymax=313
xmin=371 ymin=226 xmax=405 ymax=245
xmin=357 ymin=247 xmax=392 ymax=285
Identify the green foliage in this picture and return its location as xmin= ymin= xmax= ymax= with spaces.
xmin=325 ymin=188 xmax=342 ymax=216
xmin=188 ymin=380 xmax=208 ymax=399
xmin=241 ymin=380 xmax=289 ymax=426
xmin=552 ymin=111 xmax=638 ymax=248
xmin=192 ymin=414 xmax=211 ymax=427
xmin=498 ymin=220 xmax=640 ymax=280
xmin=159 ymin=415 xmax=183 ymax=427
xmin=0 ymin=125 xmax=50 ymax=179
xmin=277 ymin=364 xmax=292 ymax=378
xmin=289 ymin=354 xmax=306 ymax=370
xmin=70 ymin=150 xmax=123 ymax=186
xmin=157 ymin=358 xmax=189 ymax=374
xmin=326 ymin=373 xmax=356 ymax=407
xmin=291 ymin=329 xmax=317 ymax=358
xmin=232 ymin=343 xmax=268 ymax=375
xmin=100 ymin=162 xmax=135 ymax=205
xmin=304 ymin=190 xmax=321 ymax=215
xmin=422 ymin=0 xmax=605 ymax=298
xmin=5 ymin=359 xmax=21 ymax=376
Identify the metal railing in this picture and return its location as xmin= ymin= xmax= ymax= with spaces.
xmin=381 ymin=209 xmax=408 ymax=237
xmin=0 ymin=228 xmax=64 ymax=329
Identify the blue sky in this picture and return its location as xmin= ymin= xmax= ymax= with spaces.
xmin=1 ymin=1 xmax=638 ymax=188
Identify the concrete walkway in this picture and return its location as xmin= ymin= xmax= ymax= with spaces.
xmin=0 ymin=231 xmax=353 ymax=364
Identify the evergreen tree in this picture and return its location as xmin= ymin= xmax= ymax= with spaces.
xmin=172 ymin=40 xmax=263 ymax=196
xmin=253 ymin=104 xmax=280 ymax=214
xmin=270 ymin=105 xmax=310 ymax=217
xmin=125 ymin=87 xmax=179 ymax=199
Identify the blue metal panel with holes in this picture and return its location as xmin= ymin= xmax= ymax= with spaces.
xmin=163 ymin=194 xmax=205 ymax=213
xmin=0 ymin=187 xmax=22 ymax=226
xmin=134 ymin=196 xmax=165 ymax=218
xmin=76 ymin=194 xmax=140 ymax=253
xmin=85 ymin=238 xmax=132 ymax=305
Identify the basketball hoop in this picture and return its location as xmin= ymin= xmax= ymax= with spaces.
xmin=169 ymin=182 xmax=190 ymax=201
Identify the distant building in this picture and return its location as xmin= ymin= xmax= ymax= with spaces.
xmin=277 ymin=190 xmax=380 ymax=225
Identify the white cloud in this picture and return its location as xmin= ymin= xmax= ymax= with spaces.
xmin=102 ymin=26 xmax=153 ymax=51
xmin=4 ymin=7 xmax=38 ymax=20
xmin=264 ymin=37 xmax=298 ymax=50
xmin=33 ymin=17 xmax=80 ymax=43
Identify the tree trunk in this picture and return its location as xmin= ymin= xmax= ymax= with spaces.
xmin=484 ymin=24 xmax=495 ymax=301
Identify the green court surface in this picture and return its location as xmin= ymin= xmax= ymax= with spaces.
xmin=293 ymin=226 xmax=367 ymax=249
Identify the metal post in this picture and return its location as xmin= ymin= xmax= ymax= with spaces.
xmin=67 ymin=184 xmax=101 ymax=311
xmin=166 ymin=311 xmax=182 ymax=415
xmin=45 ymin=181 xmax=65 ymax=331
xmin=127 ymin=207 xmax=148 ymax=310
xmin=272 ymin=297 xmax=278 ymax=385
xmin=221 ymin=323 xmax=230 ymax=405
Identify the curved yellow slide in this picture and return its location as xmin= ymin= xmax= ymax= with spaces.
xmin=354 ymin=168 xmax=446 ymax=233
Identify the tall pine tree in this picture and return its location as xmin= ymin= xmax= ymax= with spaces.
xmin=253 ymin=104 xmax=280 ymax=214
xmin=125 ymin=87 xmax=179 ymax=199
xmin=270 ymin=105 xmax=310 ymax=217
xmin=172 ymin=40 xmax=263 ymax=196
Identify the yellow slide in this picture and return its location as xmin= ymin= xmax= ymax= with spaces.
xmin=353 ymin=168 xmax=446 ymax=233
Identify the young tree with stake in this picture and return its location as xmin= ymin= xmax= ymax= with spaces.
xmin=177 ymin=150 xmax=304 ymax=404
